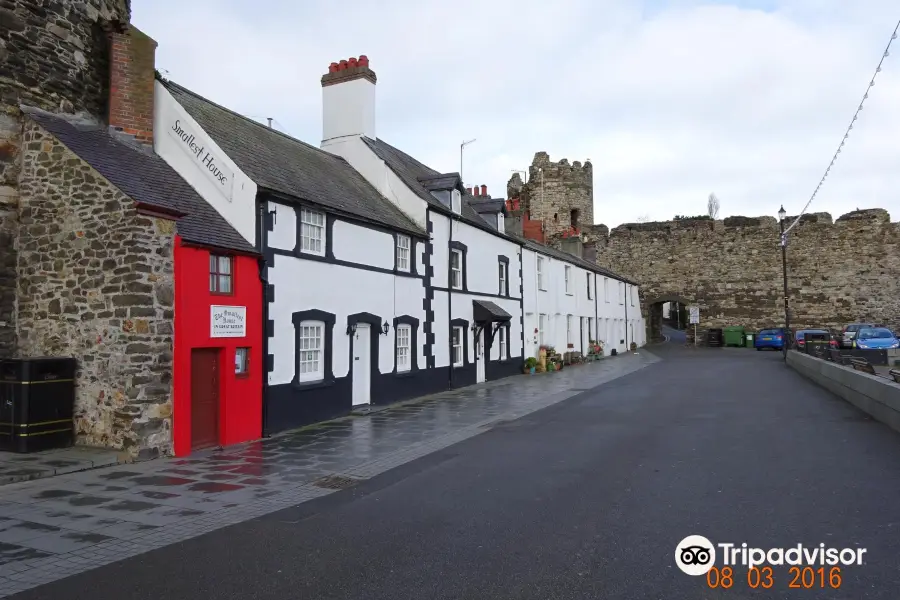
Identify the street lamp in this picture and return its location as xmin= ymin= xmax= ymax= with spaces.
xmin=460 ymin=139 xmax=476 ymax=181
xmin=778 ymin=205 xmax=790 ymax=360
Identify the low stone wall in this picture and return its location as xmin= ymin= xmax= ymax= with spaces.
xmin=788 ymin=351 xmax=900 ymax=434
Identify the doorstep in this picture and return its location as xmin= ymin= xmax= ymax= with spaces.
xmin=0 ymin=446 xmax=128 ymax=486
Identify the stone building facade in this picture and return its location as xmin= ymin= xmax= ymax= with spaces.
xmin=0 ymin=0 xmax=132 ymax=356
xmin=597 ymin=210 xmax=900 ymax=343
xmin=16 ymin=117 xmax=175 ymax=457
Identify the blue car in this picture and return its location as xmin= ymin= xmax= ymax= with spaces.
xmin=755 ymin=328 xmax=785 ymax=351
xmin=854 ymin=327 xmax=900 ymax=350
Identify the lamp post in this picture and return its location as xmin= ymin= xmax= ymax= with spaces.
xmin=460 ymin=139 xmax=476 ymax=182
xmin=778 ymin=205 xmax=790 ymax=360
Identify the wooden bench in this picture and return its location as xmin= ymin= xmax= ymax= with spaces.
xmin=889 ymin=369 xmax=900 ymax=383
xmin=851 ymin=358 xmax=877 ymax=375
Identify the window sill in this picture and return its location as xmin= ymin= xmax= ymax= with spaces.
xmin=292 ymin=378 xmax=334 ymax=391
xmin=394 ymin=369 xmax=416 ymax=378
xmin=452 ymin=363 xmax=464 ymax=369
xmin=299 ymin=249 xmax=326 ymax=258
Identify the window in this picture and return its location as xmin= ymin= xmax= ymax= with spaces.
xmin=300 ymin=208 xmax=325 ymax=255
xmin=498 ymin=327 xmax=507 ymax=359
xmin=498 ymin=261 xmax=507 ymax=295
xmin=451 ymin=189 xmax=461 ymax=214
xmin=450 ymin=249 xmax=463 ymax=289
xmin=297 ymin=321 xmax=324 ymax=382
xmin=630 ymin=286 xmax=635 ymax=306
xmin=209 ymin=254 xmax=232 ymax=294
xmin=588 ymin=318 xmax=593 ymax=340
xmin=396 ymin=235 xmax=410 ymax=272
xmin=539 ymin=313 xmax=546 ymax=346
xmin=537 ymin=256 xmax=545 ymax=290
xmin=452 ymin=326 xmax=464 ymax=366
xmin=497 ymin=212 xmax=505 ymax=232
xmin=396 ymin=325 xmax=411 ymax=372
xmin=564 ymin=265 xmax=572 ymax=295
xmin=604 ymin=277 xmax=609 ymax=303
xmin=567 ymin=315 xmax=573 ymax=345
xmin=586 ymin=273 xmax=592 ymax=299
xmin=570 ymin=208 xmax=580 ymax=228
xmin=618 ymin=281 xmax=624 ymax=305
xmin=235 ymin=348 xmax=250 ymax=376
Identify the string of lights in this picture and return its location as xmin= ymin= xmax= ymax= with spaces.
xmin=783 ymin=18 xmax=900 ymax=238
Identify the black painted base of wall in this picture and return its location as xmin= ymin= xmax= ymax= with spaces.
xmin=266 ymin=358 xmax=526 ymax=434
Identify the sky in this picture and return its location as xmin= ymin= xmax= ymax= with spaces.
xmin=133 ymin=0 xmax=900 ymax=228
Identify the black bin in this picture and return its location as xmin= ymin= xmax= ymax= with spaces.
xmin=0 ymin=357 xmax=77 ymax=453
xmin=707 ymin=328 xmax=724 ymax=347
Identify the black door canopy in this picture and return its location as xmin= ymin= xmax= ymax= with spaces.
xmin=473 ymin=299 xmax=512 ymax=324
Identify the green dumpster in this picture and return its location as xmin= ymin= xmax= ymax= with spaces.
xmin=723 ymin=326 xmax=745 ymax=347
xmin=745 ymin=332 xmax=755 ymax=348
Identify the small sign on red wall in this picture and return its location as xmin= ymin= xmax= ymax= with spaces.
xmin=211 ymin=305 xmax=247 ymax=338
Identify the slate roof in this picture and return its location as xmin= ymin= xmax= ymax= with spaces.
xmin=161 ymin=80 xmax=426 ymax=239
xmin=362 ymin=137 xmax=521 ymax=240
xmin=21 ymin=106 xmax=256 ymax=255
xmin=468 ymin=196 xmax=507 ymax=216
xmin=516 ymin=236 xmax=638 ymax=285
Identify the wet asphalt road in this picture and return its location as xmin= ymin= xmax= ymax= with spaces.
xmin=14 ymin=341 xmax=900 ymax=599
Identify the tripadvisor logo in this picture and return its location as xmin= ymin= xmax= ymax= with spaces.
xmin=675 ymin=535 xmax=716 ymax=576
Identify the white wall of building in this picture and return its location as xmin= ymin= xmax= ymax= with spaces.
xmin=266 ymin=200 xmax=426 ymax=385
xmin=153 ymin=82 xmax=257 ymax=245
xmin=449 ymin=218 xmax=522 ymax=300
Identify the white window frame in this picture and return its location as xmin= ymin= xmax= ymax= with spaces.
xmin=630 ymin=286 xmax=635 ymax=306
xmin=619 ymin=281 xmax=624 ymax=305
xmin=452 ymin=326 xmax=464 ymax=367
xmin=450 ymin=249 xmax=463 ymax=290
xmin=604 ymin=277 xmax=609 ymax=303
xmin=564 ymin=265 xmax=572 ymax=295
xmin=537 ymin=256 xmax=545 ymax=291
xmin=498 ymin=326 xmax=507 ymax=359
xmin=497 ymin=212 xmax=505 ymax=232
xmin=539 ymin=313 xmax=546 ymax=346
xmin=396 ymin=324 xmax=411 ymax=372
xmin=499 ymin=261 xmax=507 ymax=295
xmin=396 ymin=235 xmax=411 ymax=272
xmin=451 ymin=189 xmax=461 ymax=214
xmin=297 ymin=320 xmax=324 ymax=382
xmin=567 ymin=314 xmax=573 ymax=345
xmin=586 ymin=273 xmax=592 ymax=299
xmin=300 ymin=208 xmax=325 ymax=256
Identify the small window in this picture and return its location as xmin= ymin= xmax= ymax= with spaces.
xmin=450 ymin=249 xmax=463 ymax=289
xmin=396 ymin=235 xmax=410 ymax=272
xmin=396 ymin=324 xmax=411 ymax=372
xmin=586 ymin=273 xmax=592 ymax=299
xmin=497 ymin=212 xmax=505 ymax=232
xmin=619 ymin=282 xmax=624 ymax=305
xmin=451 ymin=190 xmax=461 ymax=214
xmin=452 ymin=326 xmax=464 ymax=367
xmin=537 ymin=256 xmax=545 ymax=291
xmin=604 ymin=277 xmax=609 ymax=303
xmin=210 ymin=254 xmax=233 ymax=294
xmin=297 ymin=321 xmax=324 ymax=382
xmin=567 ymin=315 xmax=573 ymax=345
xmin=570 ymin=208 xmax=580 ymax=229
xmin=498 ymin=327 xmax=507 ymax=359
xmin=564 ymin=265 xmax=572 ymax=295
xmin=539 ymin=313 xmax=546 ymax=346
xmin=300 ymin=208 xmax=325 ymax=255
xmin=498 ymin=261 xmax=507 ymax=295
xmin=630 ymin=286 xmax=635 ymax=306
xmin=235 ymin=348 xmax=250 ymax=376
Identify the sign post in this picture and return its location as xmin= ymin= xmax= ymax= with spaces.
xmin=689 ymin=306 xmax=700 ymax=347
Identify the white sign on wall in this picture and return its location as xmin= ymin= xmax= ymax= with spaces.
xmin=168 ymin=118 xmax=234 ymax=200
xmin=689 ymin=306 xmax=700 ymax=324
xmin=211 ymin=305 xmax=246 ymax=338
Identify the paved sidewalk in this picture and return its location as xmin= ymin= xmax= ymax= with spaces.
xmin=0 ymin=448 xmax=125 ymax=486
xmin=0 ymin=352 xmax=657 ymax=597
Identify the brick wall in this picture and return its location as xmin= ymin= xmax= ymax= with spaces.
xmin=17 ymin=121 xmax=176 ymax=458
xmin=108 ymin=25 xmax=156 ymax=144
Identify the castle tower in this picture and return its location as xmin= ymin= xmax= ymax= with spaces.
xmin=0 ymin=0 xmax=132 ymax=355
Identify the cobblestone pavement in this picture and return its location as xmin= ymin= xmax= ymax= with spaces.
xmin=0 ymin=448 xmax=124 ymax=486
xmin=0 ymin=352 xmax=657 ymax=597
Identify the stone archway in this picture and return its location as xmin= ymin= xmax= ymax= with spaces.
xmin=642 ymin=293 xmax=694 ymax=343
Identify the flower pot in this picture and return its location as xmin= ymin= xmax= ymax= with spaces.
xmin=530 ymin=367 xmax=535 ymax=374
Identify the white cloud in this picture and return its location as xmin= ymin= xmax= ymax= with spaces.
xmin=134 ymin=0 xmax=900 ymax=227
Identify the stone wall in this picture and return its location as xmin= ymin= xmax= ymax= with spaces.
xmin=506 ymin=152 xmax=593 ymax=238
xmin=16 ymin=120 xmax=175 ymax=458
xmin=0 ymin=0 xmax=131 ymax=356
xmin=596 ymin=209 xmax=900 ymax=341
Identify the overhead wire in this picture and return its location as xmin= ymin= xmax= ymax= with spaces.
xmin=783 ymin=18 xmax=900 ymax=238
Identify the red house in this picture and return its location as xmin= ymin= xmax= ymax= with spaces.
xmin=173 ymin=238 xmax=263 ymax=456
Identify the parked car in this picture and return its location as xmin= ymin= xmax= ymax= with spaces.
xmin=841 ymin=323 xmax=875 ymax=349
xmin=795 ymin=329 xmax=837 ymax=350
xmin=853 ymin=327 xmax=900 ymax=350
xmin=755 ymin=328 xmax=785 ymax=351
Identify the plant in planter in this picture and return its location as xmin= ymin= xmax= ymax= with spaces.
xmin=524 ymin=356 xmax=537 ymax=374
xmin=630 ymin=341 xmax=637 ymax=352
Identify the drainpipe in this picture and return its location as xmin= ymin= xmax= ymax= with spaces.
xmin=594 ymin=272 xmax=598 ymax=348
xmin=257 ymin=199 xmax=270 ymax=438
xmin=624 ymin=282 xmax=629 ymax=352
xmin=448 ymin=212 xmax=454 ymax=389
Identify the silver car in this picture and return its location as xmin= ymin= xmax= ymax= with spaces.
xmin=841 ymin=323 xmax=875 ymax=349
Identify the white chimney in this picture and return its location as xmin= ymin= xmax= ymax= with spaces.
xmin=321 ymin=55 xmax=376 ymax=143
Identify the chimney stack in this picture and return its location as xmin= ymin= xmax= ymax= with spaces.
xmin=473 ymin=186 xmax=480 ymax=196
xmin=321 ymin=55 xmax=377 ymax=145
xmin=466 ymin=187 xmax=472 ymax=195
xmin=108 ymin=25 xmax=157 ymax=145
xmin=480 ymin=184 xmax=487 ymax=196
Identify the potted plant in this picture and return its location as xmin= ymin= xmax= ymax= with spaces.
xmin=630 ymin=341 xmax=637 ymax=352
xmin=524 ymin=356 xmax=537 ymax=374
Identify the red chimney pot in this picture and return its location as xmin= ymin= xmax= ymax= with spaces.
xmin=338 ymin=59 xmax=348 ymax=70
xmin=480 ymin=184 xmax=487 ymax=196
xmin=329 ymin=62 xmax=339 ymax=72
xmin=466 ymin=187 xmax=472 ymax=195
xmin=348 ymin=57 xmax=358 ymax=68
xmin=358 ymin=55 xmax=369 ymax=67
xmin=473 ymin=186 xmax=480 ymax=196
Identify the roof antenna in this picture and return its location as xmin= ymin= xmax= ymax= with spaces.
xmin=267 ymin=118 xmax=273 ymax=128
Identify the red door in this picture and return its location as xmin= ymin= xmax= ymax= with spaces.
xmin=190 ymin=348 xmax=220 ymax=451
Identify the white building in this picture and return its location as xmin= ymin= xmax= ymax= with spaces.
xmin=521 ymin=240 xmax=644 ymax=357
xmin=319 ymin=56 xmax=525 ymax=388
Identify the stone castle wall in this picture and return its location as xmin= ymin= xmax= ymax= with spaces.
xmin=596 ymin=209 xmax=900 ymax=338
xmin=0 ymin=0 xmax=131 ymax=355
xmin=17 ymin=120 xmax=175 ymax=458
